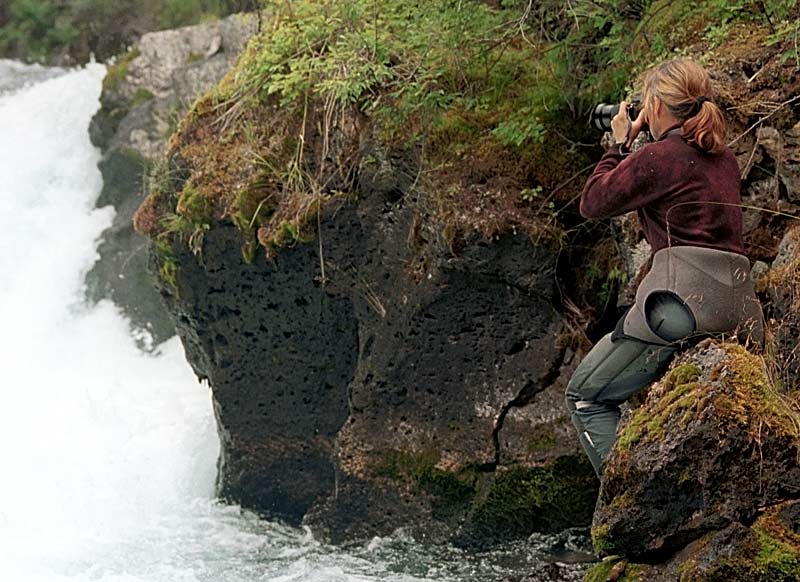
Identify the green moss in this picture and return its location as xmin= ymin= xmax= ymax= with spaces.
xmin=591 ymin=523 xmax=612 ymax=556
xmin=583 ymin=558 xmax=619 ymax=582
xmin=623 ymin=563 xmax=649 ymax=581
xmin=130 ymin=88 xmax=155 ymax=108
xmin=376 ymin=450 xmax=597 ymax=536
xmin=471 ymin=455 xmax=597 ymax=537
xmin=582 ymin=558 xmax=650 ymax=582
xmin=272 ymin=222 xmax=298 ymax=247
xmin=618 ymin=347 xmax=798 ymax=457
xmin=526 ymin=425 xmax=558 ymax=453
xmin=103 ymin=48 xmax=141 ymax=93
xmin=374 ymin=449 xmax=476 ymax=518
xmin=699 ymin=524 xmax=800 ymax=582
xmin=153 ymin=238 xmax=180 ymax=296
xmin=665 ymin=364 xmax=701 ymax=388
xmin=753 ymin=525 xmax=800 ymax=578
xmin=617 ymin=364 xmax=703 ymax=450
xmin=176 ymin=185 xmax=213 ymax=226
xmin=723 ymin=344 xmax=800 ymax=442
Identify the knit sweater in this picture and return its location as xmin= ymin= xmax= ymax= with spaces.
xmin=579 ymin=129 xmax=744 ymax=254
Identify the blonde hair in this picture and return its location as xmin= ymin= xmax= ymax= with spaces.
xmin=643 ymin=59 xmax=726 ymax=154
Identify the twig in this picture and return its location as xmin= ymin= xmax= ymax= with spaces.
xmin=551 ymin=128 xmax=597 ymax=149
xmin=728 ymin=94 xmax=800 ymax=147
xmin=741 ymin=133 xmax=761 ymax=180
xmin=539 ymin=162 xmax=596 ymax=214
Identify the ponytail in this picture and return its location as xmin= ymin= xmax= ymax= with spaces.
xmin=682 ymin=99 xmax=726 ymax=154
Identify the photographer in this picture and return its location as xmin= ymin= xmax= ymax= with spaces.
xmin=565 ymin=59 xmax=765 ymax=477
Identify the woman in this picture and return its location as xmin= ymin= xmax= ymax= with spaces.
xmin=565 ymin=59 xmax=764 ymax=477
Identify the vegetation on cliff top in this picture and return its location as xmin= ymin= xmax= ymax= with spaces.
xmin=133 ymin=0 xmax=800 ymax=285
xmin=127 ymin=0 xmax=800 ymax=352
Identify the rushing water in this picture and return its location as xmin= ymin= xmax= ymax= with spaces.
xmin=0 ymin=61 xmax=591 ymax=582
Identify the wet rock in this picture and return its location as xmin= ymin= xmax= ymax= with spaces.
xmin=583 ymin=500 xmax=800 ymax=581
xmin=591 ymin=341 xmax=800 ymax=559
xmin=501 ymin=528 xmax=594 ymax=581
xmin=86 ymin=14 xmax=258 ymax=346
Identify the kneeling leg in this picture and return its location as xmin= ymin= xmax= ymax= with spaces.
xmin=565 ymin=334 xmax=678 ymax=476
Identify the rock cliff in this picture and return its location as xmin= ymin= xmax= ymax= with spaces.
xmin=136 ymin=86 xmax=603 ymax=539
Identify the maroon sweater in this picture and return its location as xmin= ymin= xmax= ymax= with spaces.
xmin=580 ymin=130 xmax=744 ymax=254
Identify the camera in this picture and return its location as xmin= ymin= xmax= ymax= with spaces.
xmin=591 ymin=95 xmax=642 ymax=132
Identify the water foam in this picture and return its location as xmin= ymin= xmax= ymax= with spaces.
xmin=0 ymin=62 xmax=222 ymax=579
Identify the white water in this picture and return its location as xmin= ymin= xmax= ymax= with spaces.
xmin=0 ymin=61 xmax=585 ymax=582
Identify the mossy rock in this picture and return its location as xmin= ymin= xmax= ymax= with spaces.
xmin=593 ymin=342 xmax=800 ymax=559
xmin=468 ymin=455 xmax=598 ymax=540
xmin=373 ymin=448 xmax=477 ymax=521
xmin=583 ymin=558 xmax=651 ymax=582
xmin=374 ymin=450 xmax=598 ymax=542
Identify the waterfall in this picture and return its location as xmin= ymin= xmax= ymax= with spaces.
xmin=0 ymin=60 xmax=223 ymax=579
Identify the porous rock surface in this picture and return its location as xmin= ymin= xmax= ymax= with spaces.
xmin=87 ymin=14 xmax=258 ymax=345
xmin=161 ymin=179 xmax=596 ymax=540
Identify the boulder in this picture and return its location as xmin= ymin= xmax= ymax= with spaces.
xmin=159 ymin=184 xmax=598 ymax=541
xmin=583 ymin=500 xmax=800 ymax=581
xmin=580 ymin=340 xmax=800 ymax=581
xmin=592 ymin=342 xmax=800 ymax=559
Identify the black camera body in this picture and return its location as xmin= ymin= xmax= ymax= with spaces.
xmin=591 ymin=95 xmax=642 ymax=132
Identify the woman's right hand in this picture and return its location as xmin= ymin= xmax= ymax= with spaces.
xmin=626 ymin=108 xmax=647 ymax=147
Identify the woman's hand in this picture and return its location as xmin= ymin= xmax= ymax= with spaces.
xmin=626 ymin=108 xmax=647 ymax=147
xmin=611 ymin=101 xmax=631 ymax=145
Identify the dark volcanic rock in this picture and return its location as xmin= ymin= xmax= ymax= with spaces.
xmin=591 ymin=342 xmax=800 ymax=560
xmin=170 ymin=224 xmax=355 ymax=521
xmin=158 ymin=180 xmax=596 ymax=537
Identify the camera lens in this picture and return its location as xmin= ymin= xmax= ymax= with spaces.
xmin=592 ymin=103 xmax=620 ymax=132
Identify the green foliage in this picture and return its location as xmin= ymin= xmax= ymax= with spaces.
xmin=0 ymin=0 xmax=78 ymax=62
xmin=519 ymin=186 xmax=544 ymax=204
xmin=157 ymin=0 xmax=227 ymax=29
xmin=492 ymin=108 xmax=546 ymax=147
xmin=0 ymin=0 xmax=255 ymax=63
